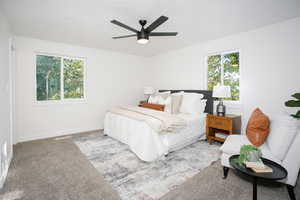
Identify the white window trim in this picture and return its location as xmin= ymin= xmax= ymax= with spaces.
xmin=205 ymin=49 xmax=241 ymax=102
xmin=34 ymin=52 xmax=87 ymax=105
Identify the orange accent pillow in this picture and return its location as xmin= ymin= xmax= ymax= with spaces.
xmin=140 ymin=103 xmax=165 ymax=111
xmin=246 ymin=108 xmax=270 ymax=147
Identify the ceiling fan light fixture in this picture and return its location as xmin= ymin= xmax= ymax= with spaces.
xmin=137 ymin=38 xmax=149 ymax=44
xmin=137 ymin=31 xmax=149 ymax=44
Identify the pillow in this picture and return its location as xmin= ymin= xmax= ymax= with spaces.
xmin=171 ymin=92 xmax=184 ymax=114
xmin=157 ymin=91 xmax=171 ymax=99
xmin=246 ymin=108 xmax=270 ymax=147
xmin=267 ymin=114 xmax=299 ymax=161
xmin=148 ymin=91 xmax=171 ymax=104
xmin=179 ymin=93 xmax=205 ymax=114
xmin=199 ymin=99 xmax=207 ymax=113
xmin=148 ymin=95 xmax=159 ymax=104
xmin=140 ymin=103 xmax=165 ymax=111
xmin=158 ymin=96 xmax=172 ymax=113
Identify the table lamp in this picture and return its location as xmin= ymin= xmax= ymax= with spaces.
xmin=213 ymin=85 xmax=231 ymax=116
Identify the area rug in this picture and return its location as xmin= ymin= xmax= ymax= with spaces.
xmin=73 ymin=134 xmax=220 ymax=200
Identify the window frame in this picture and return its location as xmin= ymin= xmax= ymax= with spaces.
xmin=34 ymin=52 xmax=87 ymax=105
xmin=204 ymin=49 xmax=241 ymax=102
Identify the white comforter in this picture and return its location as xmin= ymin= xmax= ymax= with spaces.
xmin=104 ymin=108 xmax=206 ymax=162
xmin=109 ymin=106 xmax=186 ymax=132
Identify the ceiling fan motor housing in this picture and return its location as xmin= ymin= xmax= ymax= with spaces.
xmin=138 ymin=29 xmax=149 ymax=40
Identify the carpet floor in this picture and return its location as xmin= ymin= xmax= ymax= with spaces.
xmin=0 ymin=130 xmax=299 ymax=200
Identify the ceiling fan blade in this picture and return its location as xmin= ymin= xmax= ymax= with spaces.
xmin=150 ymin=32 xmax=178 ymax=36
xmin=112 ymin=34 xmax=137 ymax=39
xmin=146 ymin=16 xmax=168 ymax=33
xmin=111 ymin=20 xmax=138 ymax=33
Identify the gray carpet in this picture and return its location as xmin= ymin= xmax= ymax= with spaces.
xmin=0 ymin=130 xmax=299 ymax=200
xmin=0 ymin=132 xmax=119 ymax=200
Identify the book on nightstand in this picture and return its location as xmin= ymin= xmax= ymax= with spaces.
xmin=215 ymin=132 xmax=228 ymax=139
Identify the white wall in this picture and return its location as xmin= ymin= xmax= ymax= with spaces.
xmin=0 ymin=11 xmax=12 ymax=188
xmin=149 ymin=17 xmax=300 ymax=132
xmin=14 ymin=37 xmax=151 ymax=142
xmin=12 ymin=17 xmax=300 ymax=142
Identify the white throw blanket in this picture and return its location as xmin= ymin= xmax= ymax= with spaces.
xmin=108 ymin=106 xmax=186 ymax=133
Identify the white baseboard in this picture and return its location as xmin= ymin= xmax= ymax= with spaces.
xmin=17 ymin=128 xmax=102 ymax=143
xmin=0 ymin=151 xmax=12 ymax=189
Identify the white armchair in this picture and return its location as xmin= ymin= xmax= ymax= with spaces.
xmin=220 ymin=117 xmax=300 ymax=200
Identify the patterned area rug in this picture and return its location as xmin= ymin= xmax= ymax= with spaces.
xmin=73 ymin=134 xmax=220 ymax=200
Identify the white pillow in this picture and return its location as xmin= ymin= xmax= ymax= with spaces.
xmin=199 ymin=99 xmax=207 ymax=113
xmin=179 ymin=93 xmax=204 ymax=114
xmin=148 ymin=95 xmax=159 ymax=104
xmin=172 ymin=91 xmax=184 ymax=96
xmin=148 ymin=91 xmax=171 ymax=104
xmin=157 ymin=96 xmax=172 ymax=113
xmin=171 ymin=92 xmax=184 ymax=114
xmin=267 ymin=114 xmax=299 ymax=161
xmin=156 ymin=91 xmax=171 ymax=99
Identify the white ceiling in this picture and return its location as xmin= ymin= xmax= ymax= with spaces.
xmin=1 ymin=0 xmax=300 ymax=57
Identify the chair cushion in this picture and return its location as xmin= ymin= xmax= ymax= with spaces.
xmin=267 ymin=114 xmax=299 ymax=161
xmin=220 ymin=135 xmax=251 ymax=155
xmin=246 ymin=108 xmax=270 ymax=147
xmin=220 ymin=135 xmax=282 ymax=165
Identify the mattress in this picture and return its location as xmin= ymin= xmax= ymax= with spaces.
xmin=104 ymin=111 xmax=207 ymax=162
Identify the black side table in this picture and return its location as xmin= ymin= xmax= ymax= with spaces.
xmin=229 ymin=155 xmax=288 ymax=200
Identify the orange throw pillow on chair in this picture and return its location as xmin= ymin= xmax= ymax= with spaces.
xmin=246 ymin=108 xmax=270 ymax=147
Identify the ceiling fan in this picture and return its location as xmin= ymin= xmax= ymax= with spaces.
xmin=111 ymin=16 xmax=178 ymax=44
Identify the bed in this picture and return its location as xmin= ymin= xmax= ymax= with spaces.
xmin=104 ymin=90 xmax=213 ymax=162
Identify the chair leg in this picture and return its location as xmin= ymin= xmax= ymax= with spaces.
xmin=287 ymin=185 xmax=296 ymax=200
xmin=223 ymin=166 xmax=229 ymax=179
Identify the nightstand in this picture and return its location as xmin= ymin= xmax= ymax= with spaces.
xmin=206 ymin=114 xmax=241 ymax=144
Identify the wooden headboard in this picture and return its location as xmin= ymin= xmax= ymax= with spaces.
xmin=159 ymin=90 xmax=214 ymax=114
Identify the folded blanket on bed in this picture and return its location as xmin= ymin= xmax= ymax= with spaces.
xmin=108 ymin=106 xmax=186 ymax=133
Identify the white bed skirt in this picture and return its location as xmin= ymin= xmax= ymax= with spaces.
xmin=104 ymin=112 xmax=206 ymax=162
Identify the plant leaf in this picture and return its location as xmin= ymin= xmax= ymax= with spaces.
xmin=291 ymin=114 xmax=300 ymax=119
xmin=292 ymin=93 xmax=300 ymax=100
xmin=285 ymin=100 xmax=300 ymax=107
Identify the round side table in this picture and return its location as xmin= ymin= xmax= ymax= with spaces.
xmin=229 ymin=155 xmax=288 ymax=200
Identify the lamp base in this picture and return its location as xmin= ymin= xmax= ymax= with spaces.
xmin=216 ymin=100 xmax=226 ymax=116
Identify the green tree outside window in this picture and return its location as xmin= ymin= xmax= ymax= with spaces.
xmin=207 ymin=52 xmax=240 ymax=101
xmin=36 ymin=55 xmax=85 ymax=101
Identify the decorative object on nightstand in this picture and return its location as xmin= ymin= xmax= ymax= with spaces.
xmin=143 ymin=86 xmax=155 ymax=101
xmin=212 ymin=85 xmax=231 ymax=116
xmin=206 ymin=114 xmax=241 ymax=144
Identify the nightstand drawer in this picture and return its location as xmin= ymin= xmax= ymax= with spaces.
xmin=207 ymin=116 xmax=231 ymax=130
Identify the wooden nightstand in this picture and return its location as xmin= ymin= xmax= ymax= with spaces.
xmin=206 ymin=114 xmax=241 ymax=144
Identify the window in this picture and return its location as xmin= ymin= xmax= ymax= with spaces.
xmin=36 ymin=54 xmax=85 ymax=101
xmin=207 ymin=51 xmax=240 ymax=101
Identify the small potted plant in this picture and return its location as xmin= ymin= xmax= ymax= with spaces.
xmin=237 ymin=145 xmax=262 ymax=166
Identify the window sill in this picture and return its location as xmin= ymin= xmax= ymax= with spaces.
xmin=33 ymin=99 xmax=87 ymax=106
